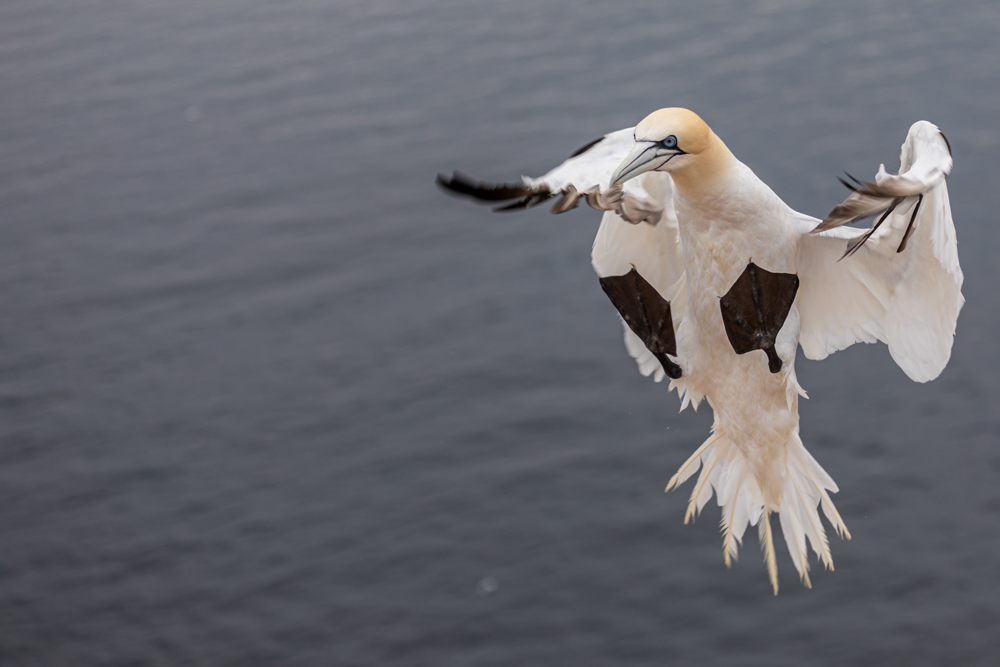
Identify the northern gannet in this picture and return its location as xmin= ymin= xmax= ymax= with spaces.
xmin=438 ymin=108 xmax=963 ymax=593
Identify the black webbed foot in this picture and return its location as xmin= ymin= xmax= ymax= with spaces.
xmin=719 ymin=262 xmax=799 ymax=374
xmin=599 ymin=268 xmax=682 ymax=379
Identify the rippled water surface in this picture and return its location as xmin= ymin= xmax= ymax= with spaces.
xmin=3 ymin=1 xmax=1000 ymax=665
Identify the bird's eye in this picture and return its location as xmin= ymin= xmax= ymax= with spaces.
xmin=662 ymin=135 xmax=678 ymax=149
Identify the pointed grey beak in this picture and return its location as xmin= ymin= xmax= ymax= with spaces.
xmin=609 ymin=142 xmax=682 ymax=187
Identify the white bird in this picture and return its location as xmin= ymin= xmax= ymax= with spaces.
xmin=438 ymin=108 xmax=963 ymax=594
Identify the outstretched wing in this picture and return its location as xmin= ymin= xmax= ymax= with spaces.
xmin=795 ymin=121 xmax=963 ymax=382
xmin=437 ymin=128 xmax=666 ymax=224
xmin=437 ymin=128 xmax=687 ymax=382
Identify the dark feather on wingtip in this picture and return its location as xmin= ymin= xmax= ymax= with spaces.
xmin=814 ymin=171 xmax=911 ymax=233
xmin=838 ymin=177 xmax=858 ymax=193
xmin=492 ymin=192 xmax=554 ymax=212
xmin=839 ymin=201 xmax=898 ymax=260
xmin=569 ymin=136 xmax=605 ymax=158
xmin=896 ymin=193 xmax=924 ymax=253
xmin=939 ymin=130 xmax=952 ymax=157
xmin=436 ymin=171 xmax=550 ymax=202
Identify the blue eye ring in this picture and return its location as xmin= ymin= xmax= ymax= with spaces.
xmin=662 ymin=135 xmax=678 ymax=149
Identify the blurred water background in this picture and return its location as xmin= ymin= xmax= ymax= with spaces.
xmin=3 ymin=0 xmax=1000 ymax=665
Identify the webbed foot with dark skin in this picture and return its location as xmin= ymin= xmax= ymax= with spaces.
xmin=599 ymin=268 xmax=682 ymax=379
xmin=719 ymin=262 xmax=799 ymax=374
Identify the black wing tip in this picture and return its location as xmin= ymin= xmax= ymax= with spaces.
xmin=834 ymin=171 xmax=888 ymax=198
xmin=435 ymin=170 xmax=490 ymax=196
xmin=435 ymin=172 xmax=456 ymax=192
xmin=896 ymin=192 xmax=924 ymax=253
xmin=837 ymin=175 xmax=858 ymax=192
xmin=435 ymin=170 xmax=549 ymax=206
xmin=569 ymin=135 xmax=605 ymax=158
xmin=939 ymin=130 xmax=952 ymax=157
xmin=492 ymin=192 xmax=555 ymax=212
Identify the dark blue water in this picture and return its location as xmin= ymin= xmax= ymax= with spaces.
xmin=3 ymin=1 xmax=1000 ymax=664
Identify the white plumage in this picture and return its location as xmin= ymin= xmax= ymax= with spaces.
xmin=438 ymin=109 xmax=962 ymax=593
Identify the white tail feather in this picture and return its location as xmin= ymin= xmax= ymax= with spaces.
xmin=792 ymin=444 xmax=852 ymax=540
xmin=683 ymin=443 xmax=723 ymax=524
xmin=721 ymin=486 xmax=740 ymax=567
xmin=665 ymin=429 xmax=723 ymax=492
xmin=778 ymin=487 xmax=812 ymax=588
xmin=759 ymin=509 xmax=779 ymax=595
xmin=667 ymin=426 xmax=848 ymax=592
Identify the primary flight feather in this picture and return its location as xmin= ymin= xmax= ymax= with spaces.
xmin=438 ymin=108 xmax=963 ymax=594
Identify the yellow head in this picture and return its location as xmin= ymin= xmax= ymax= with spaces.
xmin=635 ymin=108 xmax=711 ymax=155
xmin=610 ymin=108 xmax=728 ymax=188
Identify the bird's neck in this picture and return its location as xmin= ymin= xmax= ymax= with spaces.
xmin=668 ymin=131 xmax=740 ymax=201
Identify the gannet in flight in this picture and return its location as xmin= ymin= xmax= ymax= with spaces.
xmin=438 ymin=108 xmax=963 ymax=594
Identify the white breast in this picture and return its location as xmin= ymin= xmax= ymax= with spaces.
xmin=670 ymin=162 xmax=803 ymax=420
